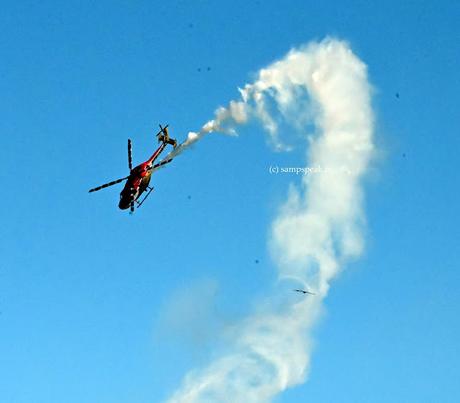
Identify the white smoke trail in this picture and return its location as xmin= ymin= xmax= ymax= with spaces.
xmin=161 ymin=100 xmax=249 ymax=162
xmin=166 ymin=38 xmax=374 ymax=402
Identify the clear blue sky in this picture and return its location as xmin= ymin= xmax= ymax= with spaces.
xmin=1 ymin=1 xmax=459 ymax=402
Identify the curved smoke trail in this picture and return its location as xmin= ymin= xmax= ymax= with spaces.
xmin=166 ymin=38 xmax=374 ymax=403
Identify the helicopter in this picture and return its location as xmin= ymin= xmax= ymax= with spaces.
xmin=89 ymin=124 xmax=177 ymax=213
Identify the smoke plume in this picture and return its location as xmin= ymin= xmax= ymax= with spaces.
xmin=166 ymin=38 xmax=374 ymax=402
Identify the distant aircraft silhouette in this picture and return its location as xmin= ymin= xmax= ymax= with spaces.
xmin=293 ymin=289 xmax=315 ymax=295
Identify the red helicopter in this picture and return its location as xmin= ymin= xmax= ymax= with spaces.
xmin=89 ymin=125 xmax=177 ymax=213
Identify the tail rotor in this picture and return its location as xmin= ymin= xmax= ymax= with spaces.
xmin=156 ymin=124 xmax=177 ymax=148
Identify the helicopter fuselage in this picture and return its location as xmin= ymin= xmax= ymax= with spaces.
xmin=118 ymin=162 xmax=152 ymax=210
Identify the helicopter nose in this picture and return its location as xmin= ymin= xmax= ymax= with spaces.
xmin=118 ymin=201 xmax=129 ymax=210
xmin=118 ymin=196 xmax=130 ymax=210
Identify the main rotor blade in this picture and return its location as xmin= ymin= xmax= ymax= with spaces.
xmin=149 ymin=158 xmax=173 ymax=173
xmin=128 ymin=139 xmax=133 ymax=170
xmin=88 ymin=176 xmax=128 ymax=193
xmin=130 ymin=198 xmax=135 ymax=214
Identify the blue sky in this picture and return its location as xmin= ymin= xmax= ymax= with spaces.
xmin=1 ymin=1 xmax=459 ymax=402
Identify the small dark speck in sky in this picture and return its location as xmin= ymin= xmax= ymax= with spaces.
xmin=402 ymin=153 xmax=406 ymax=158
xmin=188 ymin=23 xmax=194 ymax=28
xmin=255 ymin=259 xmax=259 ymax=264
xmin=395 ymin=92 xmax=400 ymax=98
xmin=187 ymin=195 xmax=192 ymax=200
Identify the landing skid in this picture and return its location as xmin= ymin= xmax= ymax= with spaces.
xmin=136 ymin=186 xmax=155 ymax=208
